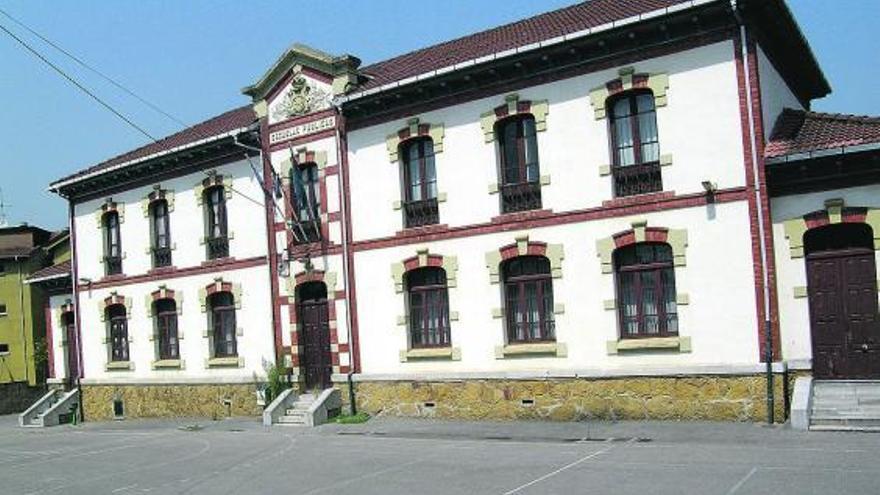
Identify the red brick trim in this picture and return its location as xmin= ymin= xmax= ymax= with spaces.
xmin=803 ymin=207 xmax=868 ymax=229
xmin=499 ymin=241 xmax=547 ymax=261
xmin=354 ymin=187 xmax=748 ymax=252
xmin=490 ymin=209 xmax=554 ymax=224
xmin=87 ymin=256 xmax=267 ymax=290
xmin=397 ymin=123 xmax=435 ymax=147
xmin=103 ymin=293 xmax=128 ymax=307
xmin=268 ymin=128 xmax=337 ymax=153
xmin=612 ymin=227 xmax=669 ymax=249
xmin=605 ymin=73 xmax=652 ymax=98
xmin=44 ymin=301 xmax=55 ymax=379
xmin=602 ymin=191 xmax=675 ymax=209
xmin=204 ymin=281 xmax=233 ymax=296
xmin=149 ymin=288 xmax=176 ymax=301
xmin=288 ymin=270 xmax=345 ymax=379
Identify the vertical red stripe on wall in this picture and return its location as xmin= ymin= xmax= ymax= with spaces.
xmin=261 ymin=116 xmax=284 ymax=362
xmin=337 ymin=112 xmax=362 ymax=373
xmin=44 ymin=301 xmax=54 ymax=379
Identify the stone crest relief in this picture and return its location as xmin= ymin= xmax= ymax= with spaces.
xmin=272 ymin=73 xmax=330 ymax=120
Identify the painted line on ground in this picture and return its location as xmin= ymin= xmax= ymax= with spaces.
xmin=501 ymin=443 xmax=617 ymax=495
xmin=726 ymin=466 xmax=758 ymax=495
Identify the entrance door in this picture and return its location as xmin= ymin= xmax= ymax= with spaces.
xmin=298 ymin=282 xmax=332 ymax=390
xmin=805 ymin=223 xmax=880 ymax=379
xmin=61 ymin=312 xmax=78 ymax=385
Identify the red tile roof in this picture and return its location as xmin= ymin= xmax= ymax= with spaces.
xmin=765 ymin=109 xmax=880 ymax=159
xmin=53 ymin=105 xmax=256 ymax=186
xmin=359 ymin=0 xmax=692 ymax=90
xmin=27 ymin=260 xmax=71 ymax=282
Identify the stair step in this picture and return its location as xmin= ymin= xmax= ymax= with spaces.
xmin=277 ymin=416 xmax=306 ymax=425
xmin=809 ymin=424 xmax=880 ymax=432
xmin=284 ymin=409 xmax=308 ymax=417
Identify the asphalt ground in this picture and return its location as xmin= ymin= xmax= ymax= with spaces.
xmin=0 ymin=414 xmax=877 ymax=494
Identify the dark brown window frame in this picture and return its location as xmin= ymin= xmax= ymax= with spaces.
xmin=154 ymin=299 xmax=179 ymax=360
xmin=502 ymin=256 xmax=555 ymax=344
xmin=204 ymin=186 xmax=229 ymax=259
xmin=406 ymin=267 xmax=451 ymax=348
xmin=209 ymin=292 xmax=237 ymax=358
xmin=107 ymin=304 xmax=129 ymax=362
xmin=608 ymin=90 xmax=662 ymax=198
xmin=401 ymin=137 xmax=440 ymax=228
xmin=103 ymin=211 xmax=123 ymax=275
xmin=614 ymin=243 xmax=679 ymax=339
xmin=496 ymin=115 xmax=542 ymax=213
xmin=291 ymin=162 xmax=322 ymax=244
xmin=150 ymin=199 xmax=172 ymax=268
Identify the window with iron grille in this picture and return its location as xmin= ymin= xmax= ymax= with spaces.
xmin=291 ymin=163 xmax=322 ymax=244
xmin=401 ymin=138 xmax=439 ymax=228
xmin=609 ymin=91 xmax=662 ymax=197
xmin=209 ymin=292 xmax=237 ymax=358
xmin=103 ymin=211 xmax=122 ymax=275
xmin=406 ymin=267 xmax=450 ymax=348
xmin=106 ymin=304 xmax=129 ymax=362
xmin=614 ymin=243 xmax=678 ymax=338
xmin=503 ymin=256 xmax=555 ymax=343
xmin=204 ymin=186 xmax=229 ymax=259
xmin=497 ymin=116 xmax=542 ymax=213
xmin=154 ymin=299 xmax=179 ymax=360
xmin=150 ymin=200 xmax=172 ymax=268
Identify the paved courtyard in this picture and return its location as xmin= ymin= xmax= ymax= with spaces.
xmin=0 ymin=414 xmax=877 ymax=494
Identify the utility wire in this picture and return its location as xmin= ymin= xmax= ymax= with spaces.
xmin=0 ymin=8 xmax=188 ymax=129
xmin=0 ymin=20 xmax=158 ymax=141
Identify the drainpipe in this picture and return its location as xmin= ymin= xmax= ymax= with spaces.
xmin=733 ymin=0 xmax=774 ymax=424
xmin=332 ymin=103 xmax=357 ymax=415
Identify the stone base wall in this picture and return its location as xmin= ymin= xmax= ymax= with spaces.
xmin=82 ymin=383 xmax=262 ymax=422
xmin=339 ymin=374 xmax=788 ymax=423
xmin=0 ymin=382 xmax=47 ymax=415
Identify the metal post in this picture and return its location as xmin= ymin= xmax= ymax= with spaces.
xmin=765 ymin=319 xmax=774 ymax=424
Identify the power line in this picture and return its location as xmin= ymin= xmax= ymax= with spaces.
xmin=0 ymin=8 xmax=188 ymax=129
xmin=0 ymin=20 xmax=158 ymax=141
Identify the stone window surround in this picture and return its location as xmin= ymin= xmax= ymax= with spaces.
xmin=94 ymin=198 xmax=126 ymax=271
xmin=145 ymin=285 xmax=185 ymax=370
xmin=783 ymin=199 xmax=880 ymax=298
xmin=482 ymin=94 xmax=552 ymax=195
xmin=99 ymin=292 xmax=134 ymax=371
xmin=386 ymin=118 xmax=449 ymax=214
xmin=141 ymin=185 xmax=178 ymax=257
xmin=195 ymin=172 xmax=236 ymax=250
xmin=390 ymin=249 xmax=461 ymax=362
xmin=57 ymin=301 xmax=75 ymax=347
xmin=287 ymin=270 xmax=348 ymax=377
xmin=596 ymin=220 xmax=690 ymax=355
xmin=485 ymin=235 xmax=566 ymax=359
xmin=591 ymin=68 xmax=673 ymax=179
xmin=199 ymin=278 xmax=245 ymax=369
xmin=280 ymin=146 xmax=333 ymax=243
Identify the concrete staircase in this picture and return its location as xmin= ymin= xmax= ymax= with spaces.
xmin=809 ymin=380 xmax=880 ymax=431
xmin=276 ymin=393 xmax=316 ymax=426
xmin=19 ymin=388 xmax=80 ymax=428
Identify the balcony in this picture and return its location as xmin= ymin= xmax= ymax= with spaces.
xmin=403 ymin=198 xmax=440 ymax=228
xmin=206 ymin=236 xmax=229 ymax=260
xmin=104 ymin=255 xmax=122 ymax=275
xmin=613 ymin=161 xmax=662 ymax=198
xmin=501 ymin=182 xmax=542 ymax=214
xmin=152 ymin=247 xmax=172 ymax=268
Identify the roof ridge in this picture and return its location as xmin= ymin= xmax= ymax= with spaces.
xmin=801 ymin=109 xmax=880 ymax=124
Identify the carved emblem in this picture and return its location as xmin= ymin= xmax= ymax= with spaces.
xmin=273 ymin=74 xmax=329 ymax=119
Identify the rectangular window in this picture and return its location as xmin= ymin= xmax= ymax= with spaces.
xmin=151 ymin=200 xmax=172 ymax=268
xmin=610 ymin=92 xmax=663 ymax=198
xmin=0 ymin=303 xmax=6 ymax=316
xmin=205 ymin=187 xmax=229 ymax=259
xmin=497 ymin=116 xmax=542 ymax=213
xmin=402 ymin=139 xmax=440 ymax=228
xmin=0 ymin=263 xmax=5 ymax=274
xmin=0 ymin=343 xmax=8 ymax=354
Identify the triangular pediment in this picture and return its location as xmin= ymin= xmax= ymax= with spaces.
xmin=242 ymin=43 xmax=360 ymax=103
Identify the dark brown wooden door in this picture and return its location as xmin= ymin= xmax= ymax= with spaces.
xmin=299 ymin=287 xmax=332 ymax=390
xmin=807 ymin=248 xmax=880 ymax=379
xmin=62 ymin=313 xmax=78 ymax=384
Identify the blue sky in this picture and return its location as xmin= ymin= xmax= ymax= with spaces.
xmin=1 ymin=0 xmax=877 ymax=230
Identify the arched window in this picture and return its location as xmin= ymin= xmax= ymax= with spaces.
xmin=503 ymin=256 xmax=555 ymax=343
xmin=609 ymin=91 xmax=662 ymax=197
xmin=209 ymin=292 xmax=237 ymax=358
xmin=406 ymin=267 xmax=450 ymax=348
xmin=496 ymin=115 xmax=542 ymax=213
xmin=106 ymin=304 xmax=129 ymax=362
xmin=204 ymin=186 xmax=229 ymax=259
xmin=614 ymin=243 xmax=678 ymax=338
xmin=150 ymin=200 xmax=172 ymax=267
xmin=154 ymin=299 xmax=179 ymax=360
xmin=103 ymin=211 xmax=122 ymax=275
xmin=401 ymin=138 xmax=439 ymax=227
xmin=292 ymin=162 xmax=321 ymax=243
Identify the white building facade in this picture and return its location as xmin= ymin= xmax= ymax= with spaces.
xmin=50 ymin=0 xmax=880 ymax=422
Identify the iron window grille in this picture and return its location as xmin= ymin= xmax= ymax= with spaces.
xmin=402 ymin=138 xmax=440 ymax=227
xmin=103 ymin=211 xmax=122 ymax=275
xmin=614 ymin=243 xmax=678 ymax=338
xmin=155 ymin=299 xmax=179 ymax=360
xmin=205 ymin=186 xmax=229 ymax=259
xmin=150 ymin=200 xmax=172 ymax=267
xmin=503 ymin=256 xmax=555 ymax=343
xmin=497 ymin=116 xmax=542 ymax=213
xmin=406 ymin=267 xmax=451 ymax=348
xmin=292 ymin=163 xmax=322 ymax=244
xmin=609 ymin=91 xmax=662 ymax=197
xmin=107 ymin=304 xmax=129 ymax=362
xmin=210 ymin=292 xmax=237 ymax=358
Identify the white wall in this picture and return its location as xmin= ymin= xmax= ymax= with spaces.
xmin=757 ymin=45 xmax=803 ymax=141
xmin=772 ymin=185 xmax=880 ymax=364
xmin=346 ymin=41 xmax=746 ymax=243
xmin=47 ymin=293 xmax=72 ymax=382
xmin=354 ymin=200 xmax=760 ymax=375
